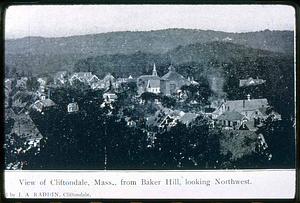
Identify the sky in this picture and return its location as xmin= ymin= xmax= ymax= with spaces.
xmin=5 ymin=4 xmax=296 ymax=39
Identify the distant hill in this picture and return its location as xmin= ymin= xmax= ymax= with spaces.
xmin=74 ymin=40 xmax=284 ymax=77
xmin=5 ymin=28 xmax=294 ymax=76
xmin=72 ymin=40 xmax=293 ymax=96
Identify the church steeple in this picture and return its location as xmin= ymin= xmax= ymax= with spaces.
xmin=152 ymin=63 xmax=158 ymax=76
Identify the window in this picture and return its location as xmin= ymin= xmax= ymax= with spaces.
xmin=170 ymin=84 xmax=176 ymax=94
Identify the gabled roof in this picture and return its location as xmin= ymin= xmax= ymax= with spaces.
xmin=5 ymin=108 xmax=16 ymax=119
xmin=146 ymin=116 xmax=160 ymax=127
xmin=75 ymin=72 xmax=92 ymax=77
xmin=239 ymin=77 xmax=266 ymax=87
xmin=147 ymin=80 xmax=160 ymax=88
xmin=31 ymin=99 xmax=55 ymax=111
xmin=55 ymin=71 xmax=67 ymax=78
xmin=239 ymin=121 xmax=257 ymax=131
xmin=161 ymin=66 xmax=188 ymax=82
xmin=68 ymin=102 xmax=78 ymax=107
xmin=103 ymin=74 xmax=115 ymax=81
xmin=39 ymin=99 xmax=55 ymax=107
xmin=138 ymin=75 xmax=161 ymax=81
xmin=179 ymin=113 xmax=198 ymax=125
xmin=225 ymin=99 xmax=268 ymax=111
xmin=256 ymin=107 xmax=269 ymax=116
xmin=13 ymin=91 xmax=34 ymax=101
xmin=217 ymin=110 xmax=245 ymax=121
xmin=86 ymin=75 xmax=99 ymax=82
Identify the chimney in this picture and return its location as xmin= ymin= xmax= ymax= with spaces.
xmin=247 ymin=94 xmax=251 ymax=101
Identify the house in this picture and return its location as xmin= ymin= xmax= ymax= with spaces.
xmin=91 ymin=80 xmax=106 ymax=90
xmin=102 ymin=74 xmax=116 ymax=89
xmin=12 ymin=90 xmax=34 ymax=108
xmin=239 ymin=77 xmax=266 ymax=87
xmin=103 ymin=92 xmax=118 ymax=103
xmin=158 ymin=110 xmax=194 ymax=129
xmin=213 ymin=96 xmax=269 ymax=120
xmin=124 ymin=117 xmax=137 ymax=127
xmin=146 ymin=79 xmax=161 ymax=94
xmin=54 ymin=71 xmax=68 ymax=85
xmin=5 ymin=78 xmax=15 ymax=91
xmin=86 ymin=75 xmax=100 ymax=84
xmin=249 ymin=107 xmax=281 ymax=125
xmin=30 ymin=98 xmax=55 ymax=113
xmin=37 ymin=77 xmax=47 ymax=86
xmin=69 ymin=72 xmax=99 ymax=85
xmin=160 ymin=65 xmax=190 ymax=95
xmin=216 ymin=110 xmax=247 ymax=130
xmin=67 ymin=102 xmax=79 ymax=113
xmin=36 ymin=86 xmax=46 ymax=98
xmin=159 ymin=115 xmax=178 ymax=129
xmin=117 ymin=75 xmax=135 ymax=84
xmin=138 ymin=64 xmax=162 ymax=94
xmin=16 ymin=77 xmax=28 ymax=88
xmin=188 ymin=77 xmax=199 ymax=85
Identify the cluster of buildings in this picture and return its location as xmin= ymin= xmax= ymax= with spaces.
xmin=5 ymin=63 xmax=279 ymax=132
xmin=210 ymin=95 xmax=280 ymax=132
xmin=52 ymin=64 xmax=197 ymax=97
xmin=137 ymin=64 xmax=198 ymax=95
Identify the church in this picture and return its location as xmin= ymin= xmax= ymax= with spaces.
xmin=137 ymin=64 xmax=191 ymax=96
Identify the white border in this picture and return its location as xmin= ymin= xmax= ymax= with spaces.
xmin=4 ymin=169 xmax=296 ymax=199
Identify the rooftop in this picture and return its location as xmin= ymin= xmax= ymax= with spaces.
xmin=217 ymin=110 xmax=245 ymax=121
xmin=225 ymin=98 xmax=268 ymax=111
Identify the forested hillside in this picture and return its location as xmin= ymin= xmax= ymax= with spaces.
xmin=5 ymin=29 xmax=294 ymax=76
xmin=73 ymin=41 xmax=293 ymax=98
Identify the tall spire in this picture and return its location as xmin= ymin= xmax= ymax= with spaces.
xmin=152 ymin=63 xmax=158 ymax=76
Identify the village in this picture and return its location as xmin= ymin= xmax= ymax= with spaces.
xmin=4 ymin=63 xmax=281 ymax=169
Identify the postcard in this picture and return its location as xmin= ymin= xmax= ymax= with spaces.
xmin=3 ymin=4 xmax=297 ymax=200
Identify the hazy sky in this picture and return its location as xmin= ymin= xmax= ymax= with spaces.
xmin=5 ymin=4 xmax=295 ymax=39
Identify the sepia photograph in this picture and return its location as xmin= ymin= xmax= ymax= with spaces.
xmin=4 ymin=4 xmax=296 ymax=172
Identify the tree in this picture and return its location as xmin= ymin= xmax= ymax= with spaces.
xmin=11 ymin=67 xmax=17 ymax=78
xmin=140 ymin=92 xmax=158 ymax=104
xmin=160 ymin=95 xmax=176 ymax=108
xmin=5 ymin=65 xmax=10 ymax=77
xmin=27 ymin=76 xmax=39 ymax=91
xmin=181 ymin=79 xmax=213 ymax=106
xmin=154 ymin=115 xmax=221 ymax=169
xmin=256 ymin=117 xmax=295 ymax=168
xmin=222 ymin=74 xmax=242 ymax=100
